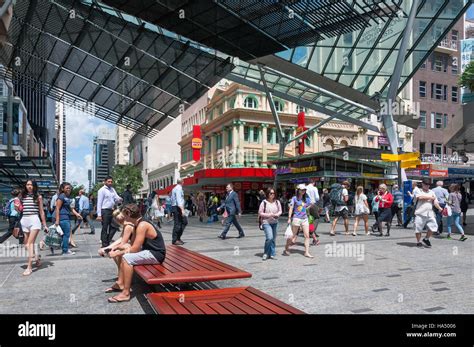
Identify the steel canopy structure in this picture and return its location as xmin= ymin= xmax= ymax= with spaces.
xmin=0 ymin=0 xmax=234 ymax=136
xmin=0 ymin=0 xmax=470 ymax=140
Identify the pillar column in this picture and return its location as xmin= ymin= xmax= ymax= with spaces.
xmin=238 ymin=121 xmax=246 ymax=167
xmin=222 ymin=127 xmax=228 ymax=168
xmin=232 ymin=121 xmax=239 ymax=167
xmin=210 ymin=135 xmax=215 ymax=169
xmin=261 ymin=123 xmax=268 ymax=166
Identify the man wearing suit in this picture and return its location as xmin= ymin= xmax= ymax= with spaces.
xmin=217 ymin=183 xmax=245 ymax=239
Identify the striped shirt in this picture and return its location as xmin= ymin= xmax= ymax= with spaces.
xmin=22 ymin=194 xmax=40 ymax=216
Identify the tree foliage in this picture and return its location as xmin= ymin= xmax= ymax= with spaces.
xmin=459 ymin=61 xmax=474 ymax=91
xmin=110 ymin=164 xmax=143 ymax=196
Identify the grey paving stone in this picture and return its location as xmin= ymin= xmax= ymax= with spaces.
xmin=373 ymin=288 xmax=390 ymax=292
xmin=429 ymin=281 xmax=446 ymax=285
xmin=424 ymin=306 xmax=446 ymax=312
xmin=432 ymin=287 xmax=450 ymax=292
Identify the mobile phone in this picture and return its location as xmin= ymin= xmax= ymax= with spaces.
xmin=104 ymin=248 xmax=112 ymax=253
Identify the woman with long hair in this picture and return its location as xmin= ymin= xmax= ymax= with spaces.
xmin=55 ymin=182 xmax=82 ymax=255
xmin=107 ymin=204 xmax=166 ymax=303
xmin=447 ymin=184 xmax=467 ymax=241
xmin=285 ymin=184 xmax=313 ymax=258
xmin=20 ymin=179 xmax=48 ymax=276
xmin=353 ymin=186 xmax=370 ymax=236
xmin=99 ymin=209 xmax=135 ymax=292
xmin=258 ymin=188 xmax=282 ymax=260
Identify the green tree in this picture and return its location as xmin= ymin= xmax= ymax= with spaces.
xmin=459 ymin=61 xmax=474 ymax=91
xmin=110 ymin=164 xmax=142 ymax=196
xmin=90 ymin=182 xmax=103 ymax=199
xmin=71 ymin=184 xmax=85 ymax=198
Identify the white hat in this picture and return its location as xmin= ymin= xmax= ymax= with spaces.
xmin=297 ymin=184 xmax=307 ymax=190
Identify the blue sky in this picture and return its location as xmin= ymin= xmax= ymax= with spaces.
xmin=468 ymin=4 xmax=474 ymax=19
xmin=66 ymin=107 xmax=115 ymax=189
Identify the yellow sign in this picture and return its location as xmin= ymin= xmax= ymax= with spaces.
xmin=401 ymin=159 xmax=422 ymax=169
xmin=292 ymin=166 xmax=317 ymax=174
xmin=381 ymin=152 xmax=420 ymax=162
xmin=191 ymin=138 xmax=202 ymax=149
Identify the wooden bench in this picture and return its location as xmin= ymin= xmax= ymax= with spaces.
xmin=134 ymin=245 xmax=252 ymax=285
xmin=146 ymin=287 xmax=305 ymax=314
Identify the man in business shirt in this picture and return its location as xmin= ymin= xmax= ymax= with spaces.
xmin=218 ymin=183 xmax=245 ymax=239
xmin=171 ymin=179 xmax=186 ymax=245
xmin=96 ymin=176 xmax=123 ymax=247
xmin=72 ymin=189 xmax=95 ymax=234
xmin=432 ymin=181 xmax=449 ymax=234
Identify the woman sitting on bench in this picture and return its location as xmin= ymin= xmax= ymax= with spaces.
xmin=98 ymin=209 xmax=134 ymax=293
xmin=107 ymin=204 xmax=166 ymax=303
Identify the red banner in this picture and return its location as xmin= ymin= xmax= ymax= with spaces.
xmin=297 ymin=112 xmax=307 ymax=155
xmin=192 ymin=125 xmax=202 ymax=162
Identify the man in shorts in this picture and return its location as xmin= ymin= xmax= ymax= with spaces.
xmin=414 ymin=178 xmax=443 ymax=248
xmin=330 ymin=181 xmax=350 ymax=235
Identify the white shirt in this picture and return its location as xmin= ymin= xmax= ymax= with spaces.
xmin=335 ymin=188 xmax=349 ymax=212
xmin=306 ymin=183 xmax=320 ymax=204
xmin=96 ymin=186 xmax=122 ymax=216
xmin=415 ymin=189 xmax=436 ymax=217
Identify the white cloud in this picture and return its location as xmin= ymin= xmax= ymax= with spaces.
xmin=65 ymin=107 xmax=115 ymax=149
xmin=66 ymin=154 xmax=92 ymax=189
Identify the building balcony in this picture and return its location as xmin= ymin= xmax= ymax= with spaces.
xmin=434 ymin=39 xmax=458 ymax=54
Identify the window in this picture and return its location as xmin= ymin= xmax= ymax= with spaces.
xmin=244 ymin=126 xmax=250 ymax=142
xmin=253 ymin=127 xmax=259 ymax=143
xmin=296 ymin=105 xmax=307 ymax=114
xmin=452 ymin=86 xmax=458 ymax=102
xmin=368 ymin=136 xmax=374 ymax=143
xmin=284 ymin=129 xmax=292 ymax=141
xmin=443 ymin=114 xmax=448 ymax=128
xmin=274 ymin=100 xmax=284 ymax=112
xmin=432 ymin=54 xmax=447 ymax=72
xmin=229 ymin=98 xmax=236 ymax=109
xmin=244 ymin=96 xmax=258 ymax=109
xmin=399 ymin=138 xmax=404 ymax=148
xmin=216 ymin=134 xmax=222 ymax=150
xmin=227 ymin=129 xmax=232 ymax=146
xmin=432 ymin=83 xmax=446 ymax=100
xmin=305 ymin=135 xmax=312 ymax=147
xmin=452 ymin=30 xmax=458 ymax=42
xmin=419 ymin=81 xmax=426 ymax=97
xmin=452 ymin=57 xmax=458 ymax=75
xmin=435 ymin=113 xmax=443 ymax=129
xmin=420 ymin=111 xmax=426 ymax=128
xmin=431 ymin=143 xmax=443 ymax=155
xmin=420 ymin=142 xmax=426 ymax=154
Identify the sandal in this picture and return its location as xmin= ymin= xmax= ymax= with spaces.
xmin=105 ymin=283 xmax=123 ymax=293
xmin=35 ymin=255 xmax=41 ymax=267
xmin=108 ymin=295 xmax=130 ymax=303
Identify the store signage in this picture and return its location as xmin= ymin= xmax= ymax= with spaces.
xmin=297 ymin=111 xmax=307 ymax=155
xmin=276 ymin=166 xmax=318 ymax=175
xmin=192 ymin=125 xmax=202 ymax=161
xmin=363 ymin=173 xmax=384 ymax=178
xmin=429 ymin=169 xmax=449 ymax=178
xmin=378 ymin=136 xmax=390 ymax=146
xmin=421 ymin=153 xmax=464 ymax=164
xmin=448 ymin=167 xmax=474 ymax=176
xmin=191 ymin=138 xmax=202 ymax=149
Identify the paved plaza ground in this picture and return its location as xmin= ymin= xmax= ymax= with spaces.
xmin=0 ymin=211 xmax=472 ymax=314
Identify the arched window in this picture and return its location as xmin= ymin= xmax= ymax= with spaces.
xmin=244 ymin=96 xmax=258 ymax=109
xmin=274 ymin=100 xmax=284 ymax=112
xmin=340 ymin=140 xmax=349 ymax=148
xmin=324 ymin=138 xmax=334 ymax=150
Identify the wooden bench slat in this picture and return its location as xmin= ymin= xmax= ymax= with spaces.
xmin=219 ymin=301 xmax=247 ymax=314
xmin=245 ymin=287 xmax=305 ymax=314
xmin=147 ymin=287 xmax=305 ymax=315
xmin=238 ymin=290 xmax=289 ymax=314
xmin=170 ymin=246 xmax=244 ymax=273
xmin=233 ymin=293 xmax=278 ymax=314
xmin=163 ymin=250 xmax=214 ymax=272
xmin=208 ymin=302 xmax=233 ymax=314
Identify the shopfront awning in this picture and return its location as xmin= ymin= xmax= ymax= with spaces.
xmin=155 ymin=184 xmax=176 ymax=196
xmin=0 ymin=156 xmax=59 ymax=192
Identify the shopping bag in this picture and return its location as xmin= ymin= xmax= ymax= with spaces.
xmin=442 ymin=205 xmax=452 ymax=217
xmin=44 ymin=225 xmax=63 ymax=250
xmin=284 ymin=224 xmax=293 ymax=240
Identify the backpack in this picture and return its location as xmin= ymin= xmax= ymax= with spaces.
xmin=329 ymin=184 xmax=345 ymax=207
xmin=3 ymin=198 xmax=22 ymax=217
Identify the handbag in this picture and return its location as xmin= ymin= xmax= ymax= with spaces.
xmin=442 ymin=205 xmax=452 ymax=217
xmin=258 ymin=201 xmax=266 ymax=230
xmin=12 ymin=220 xmax=23 ymax=239
xmin=284 ymin=224 xmax=293 ymax=240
